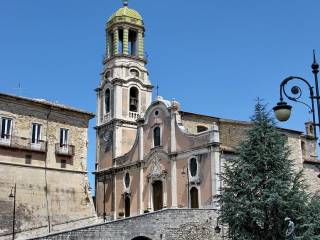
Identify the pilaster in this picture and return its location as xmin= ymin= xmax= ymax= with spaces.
xmin=171 ymin=157 xmax=177 ymax=208
xmin=138 ymin=30 xmax=144 ymax=58
xmin=123 ymin=28 xmax=129 ymax=55
xmin=138 ymin=119 xmax=144 ymax=213
xmin=113 ymin=28 xmax=119 ymax=55
xmin=106 ymin=32 xmax=111 ymax=58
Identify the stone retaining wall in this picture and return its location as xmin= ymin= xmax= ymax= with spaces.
xmin=32 ymin=209 xmax=224 ymax=240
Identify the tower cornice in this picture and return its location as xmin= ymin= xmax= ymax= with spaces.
xmin=104 ymin=54 xmax=147 ymax=65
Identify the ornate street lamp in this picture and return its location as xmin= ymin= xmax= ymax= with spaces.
xmin=9 ymin=183 xmax=16 ymax=240
xmin=273 ymin=51 xmax=320 ymax=140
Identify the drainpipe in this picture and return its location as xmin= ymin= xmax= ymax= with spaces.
xmin=44 ymin=107 xmax=52 ymax=233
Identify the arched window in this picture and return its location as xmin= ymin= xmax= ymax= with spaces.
xmin=130 ymin=69 xmax=139 ymax=78
xmin=190 ymin=158 xmax=197 ymax=177
xmin=190 ymin=187 xmax=199 ymax=209
xmin=105 ymin=89 xmax=111 ymax=113
xmin=153 ymin=127 xmax=161 ymax=147
xmin=129 ymin=87 xmax=139 ymax=112
xmin=125 ymin=172 xmax=130 ymax=189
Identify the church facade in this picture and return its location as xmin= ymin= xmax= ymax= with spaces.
xmin=94 ymin=2 xmax=320 ymax=221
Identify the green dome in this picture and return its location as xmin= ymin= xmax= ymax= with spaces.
xmin=108 ymin=6 xmax=143 ymax=22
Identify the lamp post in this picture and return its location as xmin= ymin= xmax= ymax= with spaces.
xmin=9 ymin=183 xmax=16 ymax=240
xmin=273 ymin=51 xmax=320 ymax=142
xmin=181 ymin=166 xmax=190 ymax=208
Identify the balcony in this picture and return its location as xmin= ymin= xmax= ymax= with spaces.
xmin=0 ymin=135 xmax=47 ymax=152
xmin=55 ymin=144 xmax=75 ymax=156
xmin=129 ymin=111 xmax=139 ymax=120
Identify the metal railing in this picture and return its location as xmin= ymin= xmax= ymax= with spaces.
xmin=129 ymin=111 xmax=139 ymax=120
xmin=55 ymin=144 xmax=75 ymax=156
xmin=0 ymin=135 xmax=47 ymax=152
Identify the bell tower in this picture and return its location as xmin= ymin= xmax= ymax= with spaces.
xmin=95 ymin=2 xmax=153 ymax=173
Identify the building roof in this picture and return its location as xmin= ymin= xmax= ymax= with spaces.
xmin=0 ymin=92 xmax=95 ymax=118
xmin=108 ymin=6 xmax=143 ymax=22
xmin=179 ymin=110 xmax=305 ymax=135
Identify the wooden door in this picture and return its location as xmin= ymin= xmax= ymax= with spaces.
xmin=152 ymin=181 xmax=163 ymax=211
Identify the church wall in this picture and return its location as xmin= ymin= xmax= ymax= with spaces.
xmin=180 ymin=117 xmax=215 ymax=135
xmin=141 ymin=92 xmax=147 ymax=113
xmin=303 ymin=163 xmax=320 ymax=193
xmin=97 ymin=135 xmax=113 ymax=170
xmin=95 ymin=180 xmax=113 ymax=218
xmin=200 ymin=152 xmax=213 ymax=206
xmin=121 ymin=87 xmax=129 ymax=118
xmin=130 ymin=169 xmax=140 ymax=215
xmin=121 ymin=127 xmax=136 ymax=155
xmin=176 ymin=158 xmax=189 ymax=207
xmin=219 ymin=121 xmax=250 ymax=149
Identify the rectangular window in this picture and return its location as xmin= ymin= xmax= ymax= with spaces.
xmin=61 ymin=159 xmax=66 ymax=168
xmin=1 ymin=118 xmax=12 ymax=139
xmin=59 ymin=128 xmax=69 ymax=147
xmin=32 ymin=123 xmax=42 ymax=144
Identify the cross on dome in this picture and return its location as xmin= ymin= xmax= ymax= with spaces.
xmin=122 ymin=0 xmax=128 ymax=6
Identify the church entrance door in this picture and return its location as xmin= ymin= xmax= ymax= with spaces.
xmin=152 ymin=180 xmax=163 ymax=211
xmin=190 ymin=187 xmax=199 ymax=208
xmin=125 ymin=196 xmax=130 ymax=217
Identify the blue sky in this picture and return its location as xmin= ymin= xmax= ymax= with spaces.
xmin=1 ymin=0 xmax=320 ymax=191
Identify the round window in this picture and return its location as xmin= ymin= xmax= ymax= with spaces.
xmin=190 ymin=158 xmax=197 ymax=177
xmin=155 ymin=110 xmax=159 ymax=116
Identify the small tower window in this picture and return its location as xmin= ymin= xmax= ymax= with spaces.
xmin=197 ymin=125 xmax=208 ymax=133
xmin=128 ymin=30 xmax=137 ymax=56
xmin=130 ymin=69 xmax=139 ymax=78
xmin=129 ymin=87 xmax=139 ymax=112
xmin=105 ymin=71 xmax=111 ymax=79
xmin=105 ymin=89 xmax=111 ymax=113
xmin=190 ymin=158 xmax=197 ymax=177
xmin=154 ymin=126 xmax=161 ymax=147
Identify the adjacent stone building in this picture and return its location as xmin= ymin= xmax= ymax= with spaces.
xmin=94 ymin=2 xmax=320 ymax=226
xmin=0 ymin=93 xmax=97 ymax=239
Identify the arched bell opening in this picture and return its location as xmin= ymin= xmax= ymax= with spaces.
xmin=129 ymin=87 xmax=139 ymax=112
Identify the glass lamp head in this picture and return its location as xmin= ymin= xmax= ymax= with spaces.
xmin=273 ymin=101 xmax=292 ymax=122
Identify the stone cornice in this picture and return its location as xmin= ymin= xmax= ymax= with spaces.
xmin=112 ymin=78 xmax=153 ymax=90
xmin=104 ymin=55 xmax=147 ymax=65
xmin=95 ymin=118 xmax=138 ymax=130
